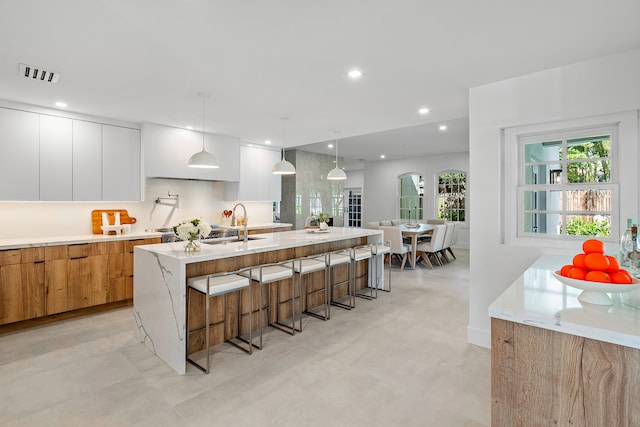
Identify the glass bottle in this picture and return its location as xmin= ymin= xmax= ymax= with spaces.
xmin=619 ymin=218 xmax=633 ymax=267
xmin=627 ymin=224 xmax=640 ymax=276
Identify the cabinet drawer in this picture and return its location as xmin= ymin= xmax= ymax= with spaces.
xmin=0 ymin=249 xmax=21 ymax=266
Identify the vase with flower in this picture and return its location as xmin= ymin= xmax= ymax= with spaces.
xmin=173 ymin=217 xmax=211 ymax=252
xmin=318 ymin=213 xmax=330 ymax=230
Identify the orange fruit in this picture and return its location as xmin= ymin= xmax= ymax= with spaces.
xmin=584 ymin=253 xmax=610 ymax=271
xmin=572 ymin=254 xmax=586 ymax=269
xmin=605 ymin=256 xmax=620 ymax=273
xmin=568 ymin=267 xmax=587 ymax=280
xmin=611 ymin=269 xmax=633 ymax=284
xmin=585 ymin=270 xmax=611 ymax=283
xmin=582 ymin=239 xmax=605 ymax=254
xmin=560 ymin=265 xmax=573 ymax=277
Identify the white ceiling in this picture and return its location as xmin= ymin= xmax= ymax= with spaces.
xmin=1 ymin=0 xmax=639 ymax=166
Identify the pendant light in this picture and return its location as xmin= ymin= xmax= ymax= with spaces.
xmin=188 ymin=93 xmax=219 ymax=169
xmin=272 ymin=117 xmax=296 ymax=175
xmin=327 ymin=130 xmax=347 ymax=180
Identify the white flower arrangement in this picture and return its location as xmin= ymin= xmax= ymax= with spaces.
xmin=173 ymin=217 xmax=211 ymax=242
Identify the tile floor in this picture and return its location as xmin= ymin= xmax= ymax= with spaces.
xmin=0 ymin=249 xmax=490 ymax=426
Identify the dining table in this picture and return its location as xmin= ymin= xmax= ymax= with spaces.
xmin=398 ymin=223 xmax=435 ymax=269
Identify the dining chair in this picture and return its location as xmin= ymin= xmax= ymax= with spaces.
xmin=364 ymin=221 xmax=380 ymax=229
xmin=425 ymin=219 xmax=446 ymax=224
xmin=379 ymin=226 xmax=412 ymax=271
xmin=438 ymin=222 xmax=456 ymax=263
xmin=415 ymin=224 xmax=446 ymax=269
xmin=446 ymin=222 xmax=461 ymax=260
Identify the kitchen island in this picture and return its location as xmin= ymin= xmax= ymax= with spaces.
xmin=134 ymin=227 xmax=383 ymax=374
xmin=490 ymin=255 xmax=640 ymax=426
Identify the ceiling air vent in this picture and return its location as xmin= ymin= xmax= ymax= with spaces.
xmin=19 ymin=63 xmax=60 ymax=83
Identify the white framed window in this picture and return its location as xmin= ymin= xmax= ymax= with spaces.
xmin=437 ymin=171 xmax=466 ymax=222
xmin=501 ymin=111 xmax=639 ymax=248
xmin=399 ymin=173 xmax=423 ymax=221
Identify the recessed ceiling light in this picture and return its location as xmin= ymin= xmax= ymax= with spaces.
xmin=328 ymin=143 xmax=334 ymax=148
xmin=265 ymin=140 xmax=272 ymax=145
xmin=55 ymin=101 xmax=67 ymax=108
xmin=347 ymin=69 xmax=363 ymax=79
xmin=186 ymin=126 xmax=193 ymax=130
xmin=380 ymin=154 xmax=386 ymax=159
xmin=439 ymin=125 xmax=447 ymax=131
xmin=418 ymin=107 xmax=429 ymax=115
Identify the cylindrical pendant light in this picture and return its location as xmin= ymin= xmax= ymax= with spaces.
xmin=272 ymin=117 xmax=296 ymax=175
xmin=327 ymin=131 xmax=347 ymax=180
xmin=188 ymin=93 xmax=219 ymax=169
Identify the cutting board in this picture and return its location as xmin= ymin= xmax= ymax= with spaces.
xmin=91 ymin=209 xmax=137 ymax=234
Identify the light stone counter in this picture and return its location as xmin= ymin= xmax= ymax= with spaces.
xmin=0 ymin=231 xmax=164 ymax=250
xmin=489 ymin=254 xmax=640 ymax=349
xmin=133 ymin=227 xmax=383 ymax=374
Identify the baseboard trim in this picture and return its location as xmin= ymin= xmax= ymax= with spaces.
xmin=467 ymin=325 xmax=491 ymax=349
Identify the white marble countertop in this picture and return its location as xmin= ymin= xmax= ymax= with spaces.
xmin=230 ymin=222 xmax=292 ymax=231
xmin=489 ymin=254 xmax=640 ymax=349
xmin=0 ymin=231 xmax=164 ymax=250
xmin=135 ymin=227 xmax=381 ymax=263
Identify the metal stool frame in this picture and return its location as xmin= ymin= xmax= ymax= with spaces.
xmin=320 ymin=248 xmax=354 ymax=310
xmin=186 ymin=268 xmax=253 ymax=374
xmin=241 ymin=259 xmax=297 ymax=350
xmin=373 ymin=239 xmax=392 ymax=293
xmin=352 ymin=244 xmax=375 ymax=300
xmin=294 ymin=255 xmax=330 ymax=325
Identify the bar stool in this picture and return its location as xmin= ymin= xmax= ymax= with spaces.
xmin=294 ymin=255 xmax=330 ymax=326
xmin=317 ymin=248 xmax=354 ymax=310
xmin=186 ymin=269 xmax=252 ymax=374
xmin=373 ymin=238 xmax=392 ymax=292
xmin=239 ymin=260 xmax=297 ymax=349
xmin=352 ymin=244 xmax=375 ymax=300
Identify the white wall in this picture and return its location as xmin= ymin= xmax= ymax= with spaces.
xmin=362 ymin=152 xmax=469 ymax=248
xmin=468 ymin=48 xmax=640 ymax=348
xmin=0 ymin=178 xmax=274 ymax=238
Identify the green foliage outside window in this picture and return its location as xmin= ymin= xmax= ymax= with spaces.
xmin=565 ymin=216 xmax=610 ymax=236
xmin=438 ymin=171 xmax=466 ymax=222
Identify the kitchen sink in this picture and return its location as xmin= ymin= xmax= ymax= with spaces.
xmin=201 ymin=236 xmax=265 ymax=245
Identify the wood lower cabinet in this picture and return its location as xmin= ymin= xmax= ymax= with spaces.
xmin=0 ymin=247 xmax=45 ymax=324
xmin=492 ymin=318 xmax=640 ymax=426
xmin=1 ymin=237 xmax=161 ymax=327
xmin=45 ymin=243 xmax=109 ymax=314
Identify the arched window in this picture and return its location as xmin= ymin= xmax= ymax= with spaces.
xmin=399 ymin=173 xmax=423 ymax=221
xmin=437 ymin=171 xmax=466 ymax=222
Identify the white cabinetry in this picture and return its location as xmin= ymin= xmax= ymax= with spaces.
xmin=225 ymin=145 xmax=281 ymax=201
xmin=72 ymin=120 xmax=102 ymax=200
xmin=0 ymin=105 xmax=141 ymax=201
xmin=102 ymin=125 xmax=141 ymax=201
xmin=39 ymin=115 xmax=73 ymax=201
xmin=143 ymin=123 xmax=240 ymax=181
xmin=0 ymin=109 xmax=39 ymax=200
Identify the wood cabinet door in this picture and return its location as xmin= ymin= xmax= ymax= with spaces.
xmin=0 ymin=262 xmax=45 ymax=324
xmin=45 ymin=258 xmax=70 ymax=315
xmin=67 ymin=255 xmax=109 ymax=310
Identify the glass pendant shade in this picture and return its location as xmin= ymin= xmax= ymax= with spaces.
xmin=188 ymin=94 xmax=219 ymax=169
xmin=272 ymin=117 xmax=296 ymax=175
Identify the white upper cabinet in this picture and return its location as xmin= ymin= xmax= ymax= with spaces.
xmin=102 ymin=125 xmax=141 ymax=201
xmin=40 ymin=115 xmax=73 ymax=200
xmin=72 ymin=120 xmax=102 ymax=201
xmin=143 ymin=122 xmax=240 ymax=181
xmin=0 ymin=108 xmax=39 ymax=200
xmin=0 ymin=105 xmax=142 ymax=201
xmin=225 ymin=145 xmax=281 ymax=201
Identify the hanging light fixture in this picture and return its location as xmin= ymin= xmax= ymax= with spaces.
xmin=327 ymin=130 xmax=347 ymax=180
xmin=272 ymin=117 xmax=296 ymax=175
xmin=188 ymin=93 xmax=219 ymax=169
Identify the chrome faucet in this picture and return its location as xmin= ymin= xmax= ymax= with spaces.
xmin=232 ymin=203 xmax=248 ymax=243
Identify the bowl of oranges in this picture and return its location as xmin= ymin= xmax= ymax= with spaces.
xmin=554 ymin=239 xmax=640 ymax=305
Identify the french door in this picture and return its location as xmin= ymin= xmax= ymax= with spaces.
xmin=343 ymin=188 xmax=362 ymax=228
